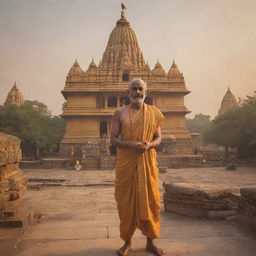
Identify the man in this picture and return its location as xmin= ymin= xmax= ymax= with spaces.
xmin=110 ymin=78 xmax=164 ymax=256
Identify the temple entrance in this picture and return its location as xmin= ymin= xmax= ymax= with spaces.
xmin=100 ymin=121 xmax=108 ymax=138
xmin=109 ymin=145 xmax=117 ymax=155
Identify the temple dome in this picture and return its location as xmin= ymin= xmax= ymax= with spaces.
xmin=4 ymin=82 xmax=24 ymax=106
xmin=101 ymin=8 xmax=145 ymax=72
xmin=152 ymin=60 xmax=165 ymax=75
xmin=68 ymin=59 xmax=83 ymax=76
xmin=168 ymin=61 xmax=181 ymax=77
xmin=86 ymin=58 xmax=98 ymax=72
xmin=218 ymin=87 xmax=238 ymax=116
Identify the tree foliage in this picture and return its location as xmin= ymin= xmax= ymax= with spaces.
xmin=186 ymin=113 xmax=211 ymax=144
xmin=203 ymin=93 xmax=256 ymax=158
xmin=186 ymin=113 xmax=211 ymax=133
xmin=0 ymin=101 xmax=65 ymax=158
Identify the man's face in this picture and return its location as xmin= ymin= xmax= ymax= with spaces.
xmin=128 ymin=81 xmax=147 ymax=104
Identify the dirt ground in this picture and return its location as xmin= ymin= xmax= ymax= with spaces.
xmin=1 ymin=167 xmax=256 ymax=256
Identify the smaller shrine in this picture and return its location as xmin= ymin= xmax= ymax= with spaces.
xmin=4 ymin=82 xmax=24 ymax=107
xmin=218 ymin=87 xmax=238 ymax=116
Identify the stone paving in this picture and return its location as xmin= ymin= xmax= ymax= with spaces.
xmin=0 ymin=167 xmax=256 ymax=256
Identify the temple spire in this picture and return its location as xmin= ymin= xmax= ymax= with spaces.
xmin=13 ymin=81 xmax=17 ymax=89
xmin=218 ymin=87 xmax=238 ymax=116
xmin=4 ymin=82 xmax=24 ymax=106
xmin=121 ymin=2 xmax=126 ymax=18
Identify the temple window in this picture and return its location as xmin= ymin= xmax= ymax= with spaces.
xmin=97 ymin=95 xmax=105 ymax=108
xmin=100 ymin=120 xmax=108 ymax=138
xmin=108 ymin=97 xmax=117 ymax=107
xmin=145 ymin=97 xmax=153 ymax=105
xmin=122 ymin=72 xmax=129 ymax=81
xmin=120 ymin=96 xmax=130 ymax=106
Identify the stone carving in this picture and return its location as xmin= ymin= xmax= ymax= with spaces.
xmin=0 ymin=133 xmax=27 ymax=213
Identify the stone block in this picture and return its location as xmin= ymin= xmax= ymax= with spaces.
xmin=0 ymin=201 xmax=33 ymax=228
xmin=237 ymin=186 xmax=256 ymax=231
xmin=163 ymin=182 xmax=240 ymax=219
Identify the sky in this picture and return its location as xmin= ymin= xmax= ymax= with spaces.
xmin=0 ymin=0 xmax=255 ymax=118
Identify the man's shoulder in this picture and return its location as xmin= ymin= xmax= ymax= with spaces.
xmin=146 ymin=104 xmax=162 ymax=113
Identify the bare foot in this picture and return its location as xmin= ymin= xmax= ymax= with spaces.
xmin=146 ymin=239 xmax=164 ymax=256
xmin=117 ymin=240 xmax=132 ymax=256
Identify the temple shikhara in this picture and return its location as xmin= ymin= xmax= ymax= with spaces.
xmin=60 ymin=6 xmax=197 ymax=168
xmin=218 ymin=87 xmax=238 ymax=116
xmin=4 ymin=82 xmax=24 ymax=107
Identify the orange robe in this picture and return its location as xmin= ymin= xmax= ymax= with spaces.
xmin=115 ymin=103 xmax=164 ymax=241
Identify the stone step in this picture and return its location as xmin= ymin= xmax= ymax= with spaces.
xmin=0 ymin=202 xmax=33 ymax=228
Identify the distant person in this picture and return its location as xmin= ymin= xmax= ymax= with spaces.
xmin=111 ymin=78 xmax=164 ymax=256
xmin=74 ymin=160 xmax=82 ymax=171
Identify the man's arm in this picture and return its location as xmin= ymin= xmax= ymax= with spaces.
xmin=148 ymin=126 xmax=162 ymax=149
xmin=110 ymin=109 xmax=131 ymax=148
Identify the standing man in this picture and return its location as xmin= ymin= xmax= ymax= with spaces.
xmin=110 ymin=78 xmax=164 ymax=256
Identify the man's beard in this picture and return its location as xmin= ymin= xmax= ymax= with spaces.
xmin=129 ymin=95 xmax=145 ymax=104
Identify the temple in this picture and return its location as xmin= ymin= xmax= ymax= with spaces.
xmin=218 ymin=87 xmax=238 ymax=116
xmin=60 ymin=6 xmax=195 ymax=168
xmin=4 ymin=82 xmax=24 ymax=106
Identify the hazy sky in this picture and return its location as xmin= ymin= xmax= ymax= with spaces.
xmin=1 ymin=0 xmax=255 ymax=118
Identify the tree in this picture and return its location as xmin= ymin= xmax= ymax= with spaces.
xmin=186 ymin=113 xmax=211 ymax=144
xmin=203 ymin=93 xmax=256 ymax=158
xmin=0 ymin=101 xmax=65 ymax=158
xmin=186 ymin=113 xmax=211 ymax=133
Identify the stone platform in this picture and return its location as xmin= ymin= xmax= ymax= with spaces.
xmin=163 ymin=183 xmax=240 ymax=219
xmin=1 ymin=167 xmax=256 ymax=256
xmin=21 ymin=154 xmax=203 ymax=170
xmin=237 ymin=187 xmax=256 ymax=231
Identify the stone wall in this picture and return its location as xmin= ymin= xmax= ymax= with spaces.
xmin=157 ymin=154 xmax=203 ymax=168
xmin=0 ymin=133 xmax=27 ymax=216
xmin=237 ymin=187 xmax=256 ymax=231
xmin=59 ymin=137 xmax=202 ymax=169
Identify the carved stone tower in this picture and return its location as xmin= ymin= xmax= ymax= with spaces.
xmin=4 ymin=82 xmax=24 ymax=106
xmin=218 ymin=87 xmax=238 ymax=116
xmin=60 ymin=6 xmax=194 ymax=168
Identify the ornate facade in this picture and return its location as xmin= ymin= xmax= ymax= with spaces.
xmin=4 ymin=82 xmax=24 ymax=106
xmin=60 ymin=7 xmax=194 ymax=167
xmin=218 ymin=87 xmax=238 ymax=116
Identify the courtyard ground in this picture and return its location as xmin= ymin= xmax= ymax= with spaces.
xmin=1 ymin=167 xmax=256 ymax=256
